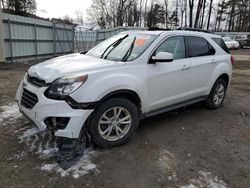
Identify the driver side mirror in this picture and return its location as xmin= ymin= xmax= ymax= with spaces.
xmin=80 ymin=51 xmax=88 ymax=54
xmin=149 ymin=52 xmax=174 ymax=64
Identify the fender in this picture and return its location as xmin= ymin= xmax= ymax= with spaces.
xmin=207 ymin=59 xmax=232 ymax=93
xmin=69 ymin=65 xmax=148 ymax=113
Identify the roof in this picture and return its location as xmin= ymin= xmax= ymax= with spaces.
xmin=122 ymin=30 xmax=164 ymax=35
xmin=123 ymin=30 xmax=221 ymax=38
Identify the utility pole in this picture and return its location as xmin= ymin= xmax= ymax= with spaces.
xmin=0 ymin=6 xmax=6 ymax=63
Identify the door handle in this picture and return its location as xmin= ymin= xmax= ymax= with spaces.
xmin=181 ymin=65 xmax=190 ymax=71
xmin=210 ymin=60 xmax=217 ymax=64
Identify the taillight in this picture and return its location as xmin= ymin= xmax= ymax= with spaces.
xmin=230 ymin=55 xmax=235 ymax=65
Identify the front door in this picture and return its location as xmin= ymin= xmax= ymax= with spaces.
xmin=147 ymin=36 xmax=190 ymax=112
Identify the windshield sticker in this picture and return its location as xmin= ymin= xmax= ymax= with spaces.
xmin=135 ymin=38 xmax=146 ymax=46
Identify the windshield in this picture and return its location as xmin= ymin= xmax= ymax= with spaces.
xmin=86 ymin=33 xmax=157 ymax=61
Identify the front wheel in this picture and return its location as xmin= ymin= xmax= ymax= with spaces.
xmin=88 ymin=98 xmax=139 ymax=148
xmin=206 ymin=79 xmax=227 ymax=109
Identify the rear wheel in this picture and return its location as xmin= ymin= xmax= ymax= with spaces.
xmin=88 ymin=98 xmax=139 ymax=148
xmin=206 ymin=78 xmax=227 ymax=109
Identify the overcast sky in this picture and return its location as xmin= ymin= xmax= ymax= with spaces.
xmin=36 ymin=0 xmax=92 ymax=20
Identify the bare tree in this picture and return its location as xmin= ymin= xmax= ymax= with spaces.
xmin=180 ymin=0 xmax=187 ymax=27
xmin=215 ymin=0 xmax=227 ymax=31
xmin=138 ymin=0 xmax=143 ymax=26
xmin=175 ymin=0 xmax=179 ymax=26
xmin=75 ymin=9 xmax=84 ymax=25
xmin=164 ymin=0 xmax=169 ymax=28
xmin=86 ymin=0 xmax=250 ymax=31
xmin=199 ymin=0 xmax=206 ymax=28
xmin=117 ymin=0 xmax=128 ymax=26
xmin=194 ymin=0 xmax=203 ymax=28
xmin=206 ymin=0 xmax=213 ymax=30
xmin=1 ymin=0 xmax=5 ymax=9
xmin=188 ymin=0 xmax=195 ymax=27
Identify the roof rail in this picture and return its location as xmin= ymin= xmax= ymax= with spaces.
xmin=177 ymin=27 xmax=214 ymax=34
xmin=148 ymin=27 xmax=171 ymax=31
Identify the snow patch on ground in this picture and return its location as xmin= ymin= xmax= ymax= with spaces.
xmin=19 ymin=127 xmax=98 ymax=178
xmin=158 ymin=149 xmax=177 ymax=181
xmin=0 ymin=103 xmax=22 ymax=124
xmin=41 ymin=149 xmax=97 ymax=179
xmin=181 ymin=171 xmax=226 ymax=188
xmin=18 ymin=127 xmax=58 ymax=159
xmin=19 ymin=127 xmax=41 ymax=140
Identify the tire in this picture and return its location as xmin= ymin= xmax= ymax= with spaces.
xmin=205 ymin=78 xmax=227 ymax=109
xmin=88 ymin=98 xmax=139 ymax=148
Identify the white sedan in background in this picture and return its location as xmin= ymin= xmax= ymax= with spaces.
xmin=223 ymin=37 xmax=240 ymax=49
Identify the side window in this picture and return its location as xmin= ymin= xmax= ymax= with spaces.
xmin=187 ymin=36 xmax=215 ymax=57
xmin=212 ymin=37 xmax=230 ymax=54
xmin=155 ymin=36 xmax=186 ymax=60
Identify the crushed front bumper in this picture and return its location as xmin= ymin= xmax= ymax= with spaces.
xmin=15 ymin=78 xmax=93 ymax=139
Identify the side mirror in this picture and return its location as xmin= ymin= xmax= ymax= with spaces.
xmin=150 ymin=52 xmax=174 ymax=64
xmin=80 ymin=51 xmax=88 ymax=54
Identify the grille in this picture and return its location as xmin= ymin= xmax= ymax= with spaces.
xmin=27 ymin=74 xmax=48 ymax=87
xmin=21 ymin=88 xmax=39 ymax=109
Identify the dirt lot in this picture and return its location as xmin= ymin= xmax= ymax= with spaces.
xmin=0 ymin=49 xmax=250 ymax=188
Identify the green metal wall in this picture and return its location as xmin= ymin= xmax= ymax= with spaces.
xmin=2 ymin=13 xmax=74 ymax=63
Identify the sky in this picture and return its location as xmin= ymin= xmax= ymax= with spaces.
xmin=36 ymin=0 xmax=92 ymax=20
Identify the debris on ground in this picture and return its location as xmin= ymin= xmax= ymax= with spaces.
xmin=158 ymin=149 xmax=177 ymax=181
xmin=181 ymin=171 xmax=226 ymax=188
xmin=18 ymin=127 xmax=98 ymax=178
xmin=241 ymin=112 xmax=247 ymax=117
xmin=41 ymin=149 xmax=97 ymax=179
xmin=0 ymin=103 xmax=22 ymax=124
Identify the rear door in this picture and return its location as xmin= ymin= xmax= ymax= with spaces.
xmin=186 ymin=36 xmax=217 ymax=98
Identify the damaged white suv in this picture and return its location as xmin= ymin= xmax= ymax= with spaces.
xmin=16 ymin=30 xmax=233 ymax=162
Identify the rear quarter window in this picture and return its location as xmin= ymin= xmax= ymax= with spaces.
xmin=212 ymin=38 xmax=230 ymax=54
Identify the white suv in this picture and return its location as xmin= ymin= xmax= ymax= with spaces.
xmin=16 ymin=30 xmax=233 ymax=159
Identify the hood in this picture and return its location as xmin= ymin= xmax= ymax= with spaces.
xmin=28 ymin=53 xmax=124 ymax=83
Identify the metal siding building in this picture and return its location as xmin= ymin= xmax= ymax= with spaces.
xmin=1 ymin=13 xmax=74 ymax=63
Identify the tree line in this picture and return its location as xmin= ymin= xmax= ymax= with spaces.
xmin=1 ymin=0 xmax=250 ymax=31
xmin=87 ymin=0 xmax=250 ymax=31
xmin=1 ymin=0 xmax=36 ymax=16
xmin=0 ymin=0 xmax=73 ymax=24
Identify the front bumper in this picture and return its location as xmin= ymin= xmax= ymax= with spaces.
xmin=15 ymin=78 xmax=93 ymax=139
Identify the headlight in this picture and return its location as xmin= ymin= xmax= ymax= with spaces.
xmin=45 ymin=75 xmax=88 ymax=99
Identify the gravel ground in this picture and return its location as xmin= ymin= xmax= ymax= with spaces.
xmin=0 ymin=49 xmax=250 ymax=188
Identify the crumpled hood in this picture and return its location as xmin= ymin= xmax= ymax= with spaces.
xmin=28 ymin=53 xmax=124 ymax=83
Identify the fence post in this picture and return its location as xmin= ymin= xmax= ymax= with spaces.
xmin=95 ymin=30 xmax=99 ymax=47
xmin=53 ymin=22 xmax=56 ymax=56
xmin=0 ymin=8 xmax=5 ymax=63
xmin=63 ymin=23 xmax=72 ymax=52
xmin=7 ymin=19 xmax=13 ymax=63
xmin=72 ymin=25 xmax=75 ymax=53
xmin=34 ymin=23 xmax=38 ymax=60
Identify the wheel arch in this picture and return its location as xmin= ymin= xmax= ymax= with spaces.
xmin=85 ymin=89 xmax=142 ymax=134
xmin=96 ymin=89 xmax=142 ymax=116
xmin=217 ymin=73 xmax=230 ymax=88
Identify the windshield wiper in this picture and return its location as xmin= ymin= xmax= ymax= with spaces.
xmin=100 ymin=34 xmax=128 ymax=59
xmin=122 ymin=36 xmax=136 ymax=62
